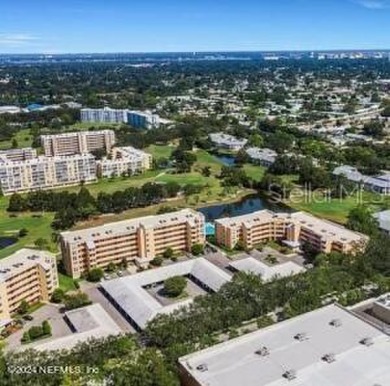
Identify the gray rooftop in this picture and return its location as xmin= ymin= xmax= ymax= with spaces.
xmin=229 ymin=257 xmax=306 ymax=282
xmin=32 ymin=304 xmax=122 ymax=352
xmin=374 ymin=210 xmax=390 ymax=233
xmin=179 ymin=304 xmax=390 ymax=386
xmin=100 ymin=258 xmax=231 ymax=330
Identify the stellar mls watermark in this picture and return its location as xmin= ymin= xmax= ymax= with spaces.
xmin=267 ymin=183 xmax=386 ymax=205
xmin=7 ymin=365 xmax=99 ymax=375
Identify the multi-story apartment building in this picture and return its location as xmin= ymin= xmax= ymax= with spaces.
xmin=0 ymin=148 xmax=37 ymax=162
xmin=0 ymin=152 xmax=97 ymax=195
xmin=60 ymin=209 xmax=205 ymax=278
xmin=0 ymin=249 xmax=58 ymax=319
xmin=127 ymin=110 xmax=160 ymax=129
xmin=41 ymin=130 xmax=116 ymax=156
xmin=97 ymin=146 xmax=152 ymax=178
xmin=80 ymin=107 xmax=128 ymax=123
xmin=215 ymin=210 xmax=368 ymax=254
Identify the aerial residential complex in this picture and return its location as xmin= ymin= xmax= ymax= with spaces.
xmin=209 ymin=133 xmax=248 ymax=151
xmin=97 ymin=146 xmax=152 ymax=177
xmin=81 ymin=107 xmax=160 ymax=129
xmin=0 ymin=151 xmax=97 ymax=195
xmin=215 ymin=210 xmax=368 ymax=254
xmin=41 ymin=130 xmax=116 ymax=156
xmin=60 ymin=209 xmax=205 ymax=278
xmin=179 ymin=304 xmax=390 ymax=386
xmin=0 ymin=249 xmax=58 ymax=319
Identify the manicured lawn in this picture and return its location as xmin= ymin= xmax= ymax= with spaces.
xmin=286 ymin=190 xmax=382 ymax=224
xmin=242 ymin=164 xmax=266 ymax=182
xmin=58 ymin=273 xmax=77 ymax=292
xmin=145 ymin=144 xmax=175 ymax=159
xmin=0 ymin=129 xmax=33 ymax=150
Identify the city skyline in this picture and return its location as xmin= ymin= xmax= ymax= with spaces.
xmin=1 ymin=0 xmax=390 ymax=54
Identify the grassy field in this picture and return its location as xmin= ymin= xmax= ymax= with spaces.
xmin=286 ymin=190 xmax=382 ymax=224
xmin=0 ymin=129 xmax=33 ymax=150
xmin=58 ymin=273 xmax=77 ymax=292
xmin=146 ymin=144 xmax=175 ymax=159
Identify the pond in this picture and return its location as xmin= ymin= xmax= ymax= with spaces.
xmin=198 ymin=194 xmax=291 ymax=222
xmin=0 ymin=236 xmax=18 ymax=249
xmin=214 ymin=155 xmax=236 ymax=166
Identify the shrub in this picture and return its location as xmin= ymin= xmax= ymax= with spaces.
xmin=28 ymin=326 xmax=44 ymax=340
xmin=191 ymin=243 xmax=204 ymax=256
xmin=162 ymin=247 xmax=174 ymax=259
xmin=19 ymin=228 xmax=28 ymax=237
xmin=63 ymin=292 xmax=91 ymax=310
xmin=150 ymin=256 xmax=163 ymax=267
xmin=87 ymin=268 xmax=104 ymax=282
xmin=51 ymin=288 xmax=65 ymax=303
xmin=164 ymin=276 xmax=187 ymax=297
xmin=18 ymin=300 xmax=29 ymax=315
xmin=106 ymin=262 xmax=116 ymax=272
xmin=21 ymin=331 xmax=31 ymax=343
xmin=42 ymin=320 xmax=51 ymax=336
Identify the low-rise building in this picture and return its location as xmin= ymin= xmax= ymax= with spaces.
xmin=245 ymin=147 xmax=277 ymax=167
xmin=209 ymin=133 xmax=247 ymax=151
xmin=0 ymin=249 xmax=58 ymax=319
xmin=215 ymin=210 xmax=368 ymax=254
xmin=0 ymin=153 xmax=97 ymax=195
xmin=60 ymin=209 xmax=205 ymax=278
xmin=32 ymin=304 xmax=122 ymax=352
xmin=372 ymin=293 xmax=390 ymax=324
xmin=374 ymin=209 xmax=390 ymax=235
xmin=100 ymin=258 xmax=230 ymax=330
xmin=179 ymin=304 xmax=390 ymax=386
xmin=41 ymin=130 xmax=116 ymax=156
xmin=97 ymin=146 xmax=152 ymax=178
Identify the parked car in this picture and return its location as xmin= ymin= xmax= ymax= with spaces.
xmin=23 ymin=315 xmax=33 ymax=321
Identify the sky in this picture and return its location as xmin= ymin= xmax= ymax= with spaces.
xmin=1 ymin=0 xmax=390 ymax=54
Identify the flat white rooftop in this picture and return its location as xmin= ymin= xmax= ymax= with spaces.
xmin=32 ymin=304 xmax=122 ymax=352
xmin=179 ymin=304 xmax=390 ymax=386
xmin=229 ymin=257 xmax=306 ymax=282
xmin=100 ymin=258 xmax=231 ymax=330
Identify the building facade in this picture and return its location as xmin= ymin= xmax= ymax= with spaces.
xmin=209 ymin=132 xmax=248 ymax=151
xmin=215 ymin=210 xmax=368 ymax=254
xmin=0 ymin=148 xmax=37 ymax=162
xmin=0 ymin=153 xmax=97 ymax=195
xmin=60 ymin=209 xmax=205 ymax=278
xmin=80 ymin=107 xmax=128 ymax=123
xmin=127 ymin=110 xmax=160 ymax=129
xmin=41 ymin=130 xmax=116 ymax=156
xmin=97 ymin=146 xmax=152 ymax=178
xmin=0 ymin=249 xmax=58 ymax=319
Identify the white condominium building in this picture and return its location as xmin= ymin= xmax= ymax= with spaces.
xmin=0 ymin=148 xmax=37 ymax=162
xmin=209 ymin=132 xmax=248 ymax=151
xmin=0 ymin=249 xmax=58 ymax=319
xmin=97 ymin=146 xmax=152 ymax=178
xmin=80 ymin=107 xmax=128 ymax=123
xmin=0 ymin=152 xmax=97 ymax=195
xmin=60 ymin=209 xmax=205 ymax=278
xmin=41 ymin=130 xmax=116 ymax=156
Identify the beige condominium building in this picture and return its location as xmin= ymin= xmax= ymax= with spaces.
xmin=60 ymin=209 xmax=205 ymax=278
xmin=0 ymin=152 xmax=97 ymax=195
xmin=41 ymin=130 xmax=116 ymax=157
xmin=97 ymin=146 xmax=152 ymax=178
xmin=0 ymin=249 xmax=58 ymax=319
xmin=215 ymin=210 xmax=368 ymax=255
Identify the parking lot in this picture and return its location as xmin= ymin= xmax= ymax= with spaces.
xmin=5 ymin=303 xmax=72 ymax=352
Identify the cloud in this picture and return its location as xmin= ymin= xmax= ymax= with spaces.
xmin=353 ymin=0 xmax=390 ymax=9
xmin=0 ymin=33 xmax=39 ymax=46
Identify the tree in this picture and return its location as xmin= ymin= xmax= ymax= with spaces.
xmin=151 ymin=256 xmax=164 ymax=267
xmin=201 ymin=166 xmax=212 ymax=177
xmin=106 ymin=262 xmax=116 ymax=272
xmin=162 ymin=247 xmax=174 ymax=259
xmin=347 ymin=206 xmax=378 ymax=236
xmin=18 ymin=228 xmax=28 ymax=237
xmin=42 ymin=320 xmax=52 ymax=336
xmin=63 ymin=292 xmax=91 ymax=310
xmin=7 ymin=193 xmax=27 ymax=212
xmin=18 ymin=300 xmax=29 ymax=315
xmin=34 ymin=237 xmax=50 ymax=250
xmin=87 ymin=268 xmax=104 ymax=282
xmin=11 ymin=138 xmax=18 ymax=149
xmin=51 ymin=288 xmax=65 ymax=303
xmin=191 ymin=244 xmax=204 ymax=256
xmin=164 ymin=276 xmax=187 ymax=297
